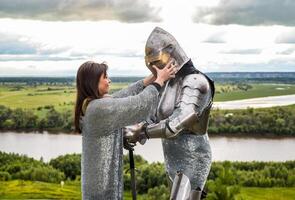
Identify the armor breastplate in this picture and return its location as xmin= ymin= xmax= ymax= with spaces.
xmin=157 ymin=77 xmax=182 ymax=120
xmin=157 ymin=73 xmax=213 ymax=135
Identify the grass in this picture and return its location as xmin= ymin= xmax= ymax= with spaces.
xmin=0 ymin=181 xmax=295 ymax=200
xmin=214 ymin=83 xmax=295 ymax=101
xmin=0 ymin=180 xmax=81 ymax=199
xmin=0 ymin=83 xmax=294 ymax=112
xmin=0 ymin=85 xmax=76 ymax=110
xmin=0 ymin=83 xmax=129 ymax=118
xmin=236 ymin=187 xmax=295 ymax=200
xmin=0 ymin=180 xmax=141 ymax=200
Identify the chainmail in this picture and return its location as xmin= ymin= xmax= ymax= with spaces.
xmin=81 ymin=80 xmax=159 ymax=200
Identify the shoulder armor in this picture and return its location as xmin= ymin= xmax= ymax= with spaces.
xmin=182 ymin=73 xmax=209 ymax=94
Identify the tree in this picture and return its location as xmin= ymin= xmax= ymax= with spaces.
xmin=46 ymin=108 xmax=63 ymax=128
xmin=0 ymin=105 xmax=12 ymax=128
xmin=49 ymin=154 xmax=81 ymax=180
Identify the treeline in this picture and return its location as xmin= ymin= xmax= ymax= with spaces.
xmin=0 ymin=152 xmax=294 ymax=199
xmin=0 ymin=77 xmax=74 ymax=86
xmin=207 ymin=72 xmax=295 ymax=84
xmin=1 ymin=104 xmax=294 ymax=136
xmin=209 ymin=106 xmax=295 ymax=135
xmin=1 ymin=73 xmax=295 ymax=86
xmin=0 ymin=77 xmax=143 ymax=86
xmin=0 ymin=105 xmax=73 ymax=132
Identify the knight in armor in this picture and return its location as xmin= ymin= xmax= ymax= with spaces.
xmin=124 ymin=27 xmax=215 ymax=200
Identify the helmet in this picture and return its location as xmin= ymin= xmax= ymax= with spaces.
xmin=145 ymin=27 xmax=189 ymax=74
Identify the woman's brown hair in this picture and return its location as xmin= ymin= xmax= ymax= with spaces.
xmin=74 ymin=61 xmax=108 ymax=133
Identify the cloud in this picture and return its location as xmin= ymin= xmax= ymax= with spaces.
xmin=0 ymin=66 xmax=77 ymax=77
xmin=0 ymin=32 xmax=74 ymax=55
xmin=0 ymin=34 xmax=37 ymax=55
xmin=221 ymin=49 xmax=262 ymax=55
xmin=193 ymin=0 xmax=295 ymax=26
xmin=275 ymin=30 xmax=295 ymax=43
xmin=27 ymin=65 xmax=36 ymax=69
xmin=276 ymin=48 xmax=295 ymax=55
xmin=0 ymin=0 xmax=161 ymax=22
xmin=0 ymin=32 xmax=80 ymax=61
xmin=198 ymin=57 xmax=295 ymax=72
xmin=0 ymin=30 xmax=144 ymax=62
xmin=0 ymin=55 xmax=85 ymax=62
xmin=70 ymin=49 xmax=143 ymax=58
xmin=0 ymin=56 xmax=149 ymax=76
xmin=203 ymin=32 xmax=226 ymax=43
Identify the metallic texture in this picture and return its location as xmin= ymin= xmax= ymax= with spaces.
xmin=145 ymin=72 xmax=214 ymax=190
xmin=147 ymin=73 xmax=212 ymax=189
xmin=162 ymin=72 xmax=213 ymax=190
xmin=170 ymin=172 xmax=191 ymax=200
xmin=162 ymin=133 xmax=212 ymax=190
xmin=189 ymin=190 xmax=202 ymax=200
xmin=81 ymin=80 xmax=159 ymax=200
xmin=146 ymin=73 xmax=213 ymax=139
xmin=145 ymin=27 xmax=189 ymax=74
xmin=146 ymin=120 xmax=167 ymax=138
xmin=144 ymin=28 xmax=214 ymax=190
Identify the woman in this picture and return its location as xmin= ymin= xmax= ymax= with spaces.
xmin=74 ymin=60 xmax=176 ymax=199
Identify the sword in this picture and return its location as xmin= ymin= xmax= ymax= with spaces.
xmin=129 ymin=149 xmax=137 ymax=200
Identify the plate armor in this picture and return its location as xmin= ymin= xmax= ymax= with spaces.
xmin=144 ymin=27 xmax=215 ymax=193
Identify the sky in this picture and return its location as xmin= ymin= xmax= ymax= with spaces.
xmin=0 ymin=0 xmax=295 ymax=76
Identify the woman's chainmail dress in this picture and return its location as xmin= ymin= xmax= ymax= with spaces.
xmin=80 ymin=80 xmax=159 ymax=200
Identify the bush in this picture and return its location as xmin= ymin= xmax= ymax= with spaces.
xmin=0 ymin=171 xmax=11 ymax=181
xmin=206 ymin=162 xmax=240 ymax=200
xmin=46 ymin=108 xmax=64 ymax=128
xmin=208 ymin=161 xmax=295 ymax=188
xmin=142 ymin=185 xmax=170 ymax=200
xmin=15 ymin=166 xmax=65 ymax=183
xmin=49 ymin=154 xmax=81 ymax=180
xmin=0 ymin=151 xmax=65 ymax=183
xmin=209 ymin=106 xmax=295 ymax=136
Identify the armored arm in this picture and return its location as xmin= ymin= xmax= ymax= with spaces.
xmin=146 ymin=73 xmax=213 ymax=139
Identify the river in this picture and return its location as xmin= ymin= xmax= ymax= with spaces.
xmin=1 ymin=132 xmax=294 ymax=163
xmin=214 ymin=94 xmax=295 ymax=109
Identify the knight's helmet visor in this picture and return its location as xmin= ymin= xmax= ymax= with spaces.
xmin=145 ymin=48 xmax=172 ymax=69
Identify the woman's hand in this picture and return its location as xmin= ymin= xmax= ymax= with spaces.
xmin=152 ymin=59 xmax=177 ymax=87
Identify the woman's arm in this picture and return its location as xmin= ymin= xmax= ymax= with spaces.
xmin=84 ymin=84 xmax=159 ymax=136
xmin=112 ymin=74 xmax=156 ymax=98
xmin=112 ymin=80 xmax=145 ymax=98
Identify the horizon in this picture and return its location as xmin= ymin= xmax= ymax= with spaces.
xmin=0 ymin=71 xmax=295 ymax=79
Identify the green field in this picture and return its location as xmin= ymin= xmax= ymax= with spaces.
xmin=0 ymin=180 xmax=138 ymax=200
xmin=236 ymin=187 xmax=295 ymax=200
xmin=0 ymin=83 xmax=128 ymax=119
xmin=214 ymin=83 xmax=295 ymax=101
xmin=0 ymin=181 xmax=294 ymax=200
xmin=0 ymin=83 xmax=295 ymax=111
xmin=0 ymin=180 xmax=80 ymax=199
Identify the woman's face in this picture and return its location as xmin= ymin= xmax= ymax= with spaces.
xmin=98 ymin=73 xmax=111 ymax=97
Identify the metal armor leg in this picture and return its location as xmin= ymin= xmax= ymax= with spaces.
xmin=170 ymin=172 xmax=191 ymax=200
xmin=169 ymin=172 xmax=205 ymax=200
xmin=189 ymin=190 xmax=202 ymax=200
